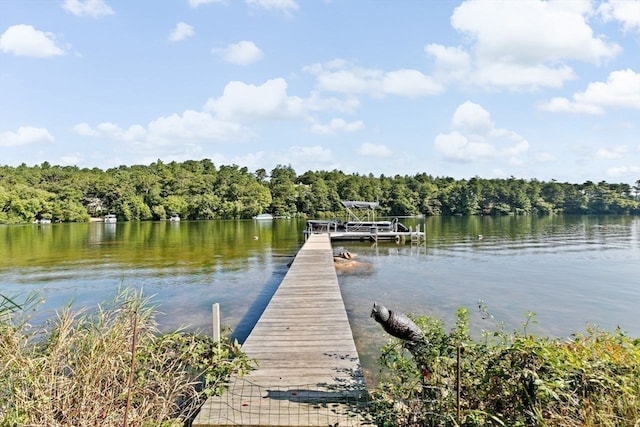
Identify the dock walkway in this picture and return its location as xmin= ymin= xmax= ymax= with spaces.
xmin=193 ymin=233 xmax=372 ymax=426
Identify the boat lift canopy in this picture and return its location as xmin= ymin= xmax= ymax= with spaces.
xmin=340 ymin=200 xmax=381 ymax=223
xmin=305 ymin=200 xmax=417 ymax=239
xmin=340 ymin=201 xmax=379 ymax=210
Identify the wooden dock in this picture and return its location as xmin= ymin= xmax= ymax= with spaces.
xmin=193 ymin=233 xmax=373 ymax=426
xmin=323 ymin=229 xmax=424 ymax=242
xmin=305 ymin=219 xmax=426 ymax=243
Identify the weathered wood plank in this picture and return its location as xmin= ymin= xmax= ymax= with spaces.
xmin=193 ymin=233 xmax=372 ymax=426
xmin=245 ymin=334 xmax=356 ymax=342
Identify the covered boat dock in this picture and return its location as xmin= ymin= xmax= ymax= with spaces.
xmin=305 ymin=201 xmax=425 ymax=242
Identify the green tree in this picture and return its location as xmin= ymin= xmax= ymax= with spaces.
xmin=164 ymin=195 xmax=188 ymax=217
xmin=269 ymin=165 xmax=297 ymax=216
xmin=119 ymin=193 xmax=152 ymax=221
xmin=0 ymin=162 xmax=638 ymax=223
xmin=188 ymin=193 xmax=221 ymax=219
xmin=387 ymin=179 xmax=418 ymax=216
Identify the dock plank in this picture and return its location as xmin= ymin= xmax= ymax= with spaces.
xmin=193 ymin=233 xmax=372 ymax=426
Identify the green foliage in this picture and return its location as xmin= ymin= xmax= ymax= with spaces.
xmin=162 ymin=195 xmax=187 ymax=218
xmin=0 ymin=288 xmax=254 ymax=426
xmin=371 ymin=308 xmax=640 ymax=427
xmin=1 ymin=162 xmax=638 ymax=224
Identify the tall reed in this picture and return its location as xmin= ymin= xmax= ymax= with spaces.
xmin=0 ymin=288 xmax=253 ymax=426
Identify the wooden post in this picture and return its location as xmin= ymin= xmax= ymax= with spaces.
xmin=212 ymin=303 xmax=220 ymax=343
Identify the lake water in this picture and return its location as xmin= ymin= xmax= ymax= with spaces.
xmin=1 ymin=215 xmax=638 ymax=380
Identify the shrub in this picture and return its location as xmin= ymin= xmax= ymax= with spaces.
xmin=371 ymin=307 xmax=640 ymax=426
xmin=0 ymin=288 xmax=253 ymax=426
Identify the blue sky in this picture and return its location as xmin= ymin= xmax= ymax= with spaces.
xmin=1 ymin=0 xmax=639 ymax=185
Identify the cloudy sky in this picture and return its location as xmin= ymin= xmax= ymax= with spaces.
xmin=1 ymin=0 xmax=639 ymax=184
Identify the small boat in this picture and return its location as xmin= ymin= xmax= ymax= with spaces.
xmin=253 ymin=213 xmax=274 ymax=220
xmin=104 ymin=214 xmax=117 ymax=223
xmin=169 ymin=214 xmax=181 ymax=222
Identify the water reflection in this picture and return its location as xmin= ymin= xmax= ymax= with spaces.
xmin=1 ymin=216 xmax=638 ymax=383
xmin=0 ymin=220 xmax=306 ymax=336
xmin=335 ymin=215 xmax=640 ymax=381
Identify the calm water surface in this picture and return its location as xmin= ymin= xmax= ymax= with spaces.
xmin=1 ymin=216 xmax=638 ymax=380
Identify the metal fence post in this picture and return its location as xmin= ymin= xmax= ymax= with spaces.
xmin=456 ymin=345 xmax=461 ymax=424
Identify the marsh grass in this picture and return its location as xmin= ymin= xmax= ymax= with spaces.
xmin=0 ymin=288 xmax=253 ymax=426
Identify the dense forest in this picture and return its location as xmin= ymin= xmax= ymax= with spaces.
xmin=0 ymin=160 xmax=638 ymax=224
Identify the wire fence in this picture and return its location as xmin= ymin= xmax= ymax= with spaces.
xmin=193 ymin=378 xmax=375 ymax=426
xmin=193 ymin=378 xmax=461 ymax=426
xmin=193 ymin=347 xmax=466 ymax=426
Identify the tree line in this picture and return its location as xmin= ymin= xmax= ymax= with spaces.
xmin=0 ymin=160 xmax=638 ymax=223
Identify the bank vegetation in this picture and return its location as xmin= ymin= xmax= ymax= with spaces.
xmin=1 ymin=161 xmax=638 ymax=223
xmin=0 ymin=289 xmax=253 ymax=426
xmin=2 ymin=291 xmax=638 ymax=426
xmin=372 ymin=308 xmax=640 ymax=426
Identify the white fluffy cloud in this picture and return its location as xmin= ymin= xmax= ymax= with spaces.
xmin=382 ymin=69 xmax=443 ymax=97
xmin=72 ymin=76 xmax=359 ymax=154
xmin=212 ymin=40 xmax=263 ymax=65
xmin=539 ymin=69 xmax=640 ymax=114
xmin=425 ymin=43 xmax=471 ymax=82
xmin=445 ymin=0 xmax=621 ymax=90
xmin=169 ymin=22 xmax=194 ymax=42
xmin=146 ymin=111 xmax=244 ymax=144
xmin=204 ymin=78 xmax=359 ymax=125
xmin=305 ymin=60 xmax=443 ymax=97
xmin=575 ymin=69 xmax=640 ymax=109
xmin=72 ymin=111 xmax=245 ymax=147
xmin=435 ymin=101 xmax=529 ymax=162
xmin=204 ymin=78 xmax=305 ymax=119
xmin=95 ymin=122 xmax=146 ymax=141
xmin=63 ymin=0 xmax=114 ymax=18
xmin=451 ymin=101 xmax=493 ymax=135
xmin=474 ymin=62 xmax=576 ymax=91
xmin=598 ymin=0 xmax=640 ymax=33
xmin=308 ymin=63 xmax=381 ymax=95
xmin=0 ymin=126 xmax=54 ymax=147
xmin=0 ymin=25 xmax=66 ymax=58
xmin=72 ymin=123 xmax=99 ymax=136
xmin=536 ymin=97 xmax=601 ymax=115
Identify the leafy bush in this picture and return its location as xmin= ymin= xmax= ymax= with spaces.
xmin=0 ymin=288 xmax=254 ymax=426
xmin=371 ymin=307 xmax=640 ymax=426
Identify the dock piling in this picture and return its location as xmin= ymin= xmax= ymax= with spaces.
xmin=212 ymin=303 xmax=220 ymax=343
